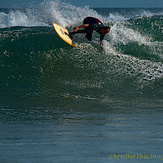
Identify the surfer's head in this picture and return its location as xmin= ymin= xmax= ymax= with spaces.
xmin=101 ymin=26 xmax=110 ymax=35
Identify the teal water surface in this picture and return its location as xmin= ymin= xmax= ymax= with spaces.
xmin=0 ymin=1 xmax=163 ymax=162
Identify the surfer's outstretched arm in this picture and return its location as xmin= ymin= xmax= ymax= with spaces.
xmin=73 ymin=24 xmax=89 ymax=32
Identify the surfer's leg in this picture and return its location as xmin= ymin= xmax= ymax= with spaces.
xmin=86 ymin=29 xmax=93 ymax=41
xmin=75 ymin=29 xmax=87 ymax=34
xmin=69 ymin=29 xmax=87 ymax=39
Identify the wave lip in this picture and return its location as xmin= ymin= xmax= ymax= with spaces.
xmin=0 ymin=9 xmax=48 ymax=28
xmin=0 ymin=0 xmax=101 ymax=28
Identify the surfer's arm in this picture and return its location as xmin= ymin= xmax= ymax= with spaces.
xmin=100 ymin=40 xmax=104 ymax=51
xmin=73 ymin=24 xmax=89 ymax=32
xmin=100 ymin=34 xmax=105 ymax=51
xmin=100 ymin=40 xmax=103 ymax=46
xmin=100 ymin=34 xmax=105 ymax=45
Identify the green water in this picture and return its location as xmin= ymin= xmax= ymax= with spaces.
xmin=0 ymin=4 xmax=163 ymax=163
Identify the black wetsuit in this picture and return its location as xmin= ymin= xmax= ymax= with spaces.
xmin=71 ymin=17 xmax=105 ymax=41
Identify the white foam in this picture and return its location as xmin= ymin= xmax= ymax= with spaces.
xmin=107 ymin=23 xmax=150 ymax=46
xmin=0 ymin=10 xmax=47 ymax=28
xmin=36 ymin=0 xmax=101 ymax=27
xmin=0 ymin=0 xmax=101 ymax=28
xmin=107 ymin=13 xmax=128 ymax=22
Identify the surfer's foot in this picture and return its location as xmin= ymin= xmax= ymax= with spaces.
xmin=69 ymin=32 xmax=74 ymax=39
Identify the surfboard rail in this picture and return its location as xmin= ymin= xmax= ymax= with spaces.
xmin=52 ymin=23 xmax=76 ymax=47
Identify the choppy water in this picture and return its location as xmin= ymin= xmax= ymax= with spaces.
xmin=0 ymin=1 xmax=163 ymax=162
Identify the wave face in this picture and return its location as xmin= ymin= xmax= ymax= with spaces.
xmin=0 ymin=1 xmax=163 ymax=106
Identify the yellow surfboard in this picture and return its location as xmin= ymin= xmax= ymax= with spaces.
xmin=52 ymin=23 xmax=76 ymax=47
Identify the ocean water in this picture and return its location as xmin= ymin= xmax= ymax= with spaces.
xmin=0 ymin=1 xmax=163 ymax=162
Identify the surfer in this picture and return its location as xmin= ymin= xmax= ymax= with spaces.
xmin=69 ymin=17 xmax=110 ymax=46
